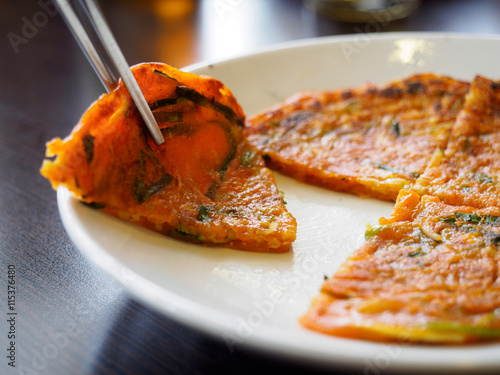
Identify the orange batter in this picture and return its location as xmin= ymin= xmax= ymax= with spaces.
xmin=246 ymin=74 xmax=469 ymax=201
xmin=41 ymin=63 xmax=296 ymax=252
xmin=301 ymin=189 xmax=500 ymax=343
xmin=414 ymin=75 xmax=500 ymax=209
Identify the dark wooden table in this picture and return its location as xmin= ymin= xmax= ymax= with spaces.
xmin=2 ymin=1 xmax=500 ymax=374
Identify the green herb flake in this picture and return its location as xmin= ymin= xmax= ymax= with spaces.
xmin=175 ymin=85 xmax=244 ymax=127
xmin=215 ymin=130 xmax=237 ymax=182
xmin=81 ymin=202 xmax=105 ymax=209
xmin=439 ymin=217 xmax=456 ymax=225
xmin=478 ymin=174 xmax=495 ymax=184
xmin=170 ymin=222 xmax=202 ymax=241
xmin=449 ymin=97 xmax=464 ymax=114
xmin=153 ymin=69 xmax=178 ymax=81
xmin=149 ymin=86 xmax=244 ymax=127
xmin=455 ymin=212 xmax=482 ymax=223
xmin=241 ymin=149 xmax=256 ymax=167
xmin=134 ymin=173 xmax=174 ymax=204
xmin=149 ymin=97 xmax=178 ymax=111
xmin=408 ymin=248 xmax=423 ymax=257
xmin=486 ymin=233 xmax=500 ymax=245
xmin=460 ymin=224 xmax=476 ymax=232
xmin=372 ymin=161 xmax=420 ymax=178
xmin=365 ymin=224 xmax=385 ymax=240
xmin=198 ymin=205 xmax=211 ymax=222
xmin=391 ymin=119 xmax=400 ymax=137
xmin=170 ymin=229 xmax=197 ymax=240
xmin=323 ymin=275 xmax=329 ymax=281
xmin=462 ymin=185 xmax=470 ymax=194
xmin=82 ymin=133 xmax=95 ymax=164
xmin=484 ymin=215 xmax=500 ymax=225
xmin=462 ymin=138 xmax=472 ymax=152
xmin=279 ymin=190 xmax=287 ymax=205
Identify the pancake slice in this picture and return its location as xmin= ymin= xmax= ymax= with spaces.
xmin=41 ymin=63 xmax=296 ymax=252
xmin=246 ymin=74 xmax=469 ymax=201
xmin=301 ymin=189 xmax=500 ymax=343
xmin=413 ymin=75 xmax=500 ymax=209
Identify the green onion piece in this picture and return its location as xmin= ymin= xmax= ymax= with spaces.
xmin=175 ymin=86 xmax=244 ymax=127
xmin=484 ymin=215 xmax=500 ymax=225
xmin=426 ymin=321 xmax=500 ymax=338
xmin=170 ymin=229 xmax=197 ymax=240
xmin=391 ymin=119 xmax=400 ymax=137
xmin=241 ymin=150 xmax=256 ymax=167
xmin=82 ymin=133 xmax=95 ymax=164
xmin=462 ymin=138 xmax=471 ymax=152
xmin=365 ymin=224 xmax=385 ymax=240
xmin=408 ymin=249 xmax=423 ymax=257
xmin=460 ymin=225 xmax=476 ymax=232
xmin=134 ymin=173 xmax=173 ymax=204
xmin=372 ymin=161 xmax=420 ymax=178
xmin=455 ymin=212 xmax=482 ymax=223
xmin=153 ymin=69 xmax=178 ymax=81
xmin=478 ymin=174 xmax=495 ymax=184
xmin=449 ymin=97 xmax=464 ymax=114
xmin=149 ymin=86 xmax=244 ymax=127
xmin=198 ymin=205 xmax=211 ymax=222
xmin=438 ymin=217 xmax=456 ymax=225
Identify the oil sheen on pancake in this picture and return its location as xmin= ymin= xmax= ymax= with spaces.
xmin=414 ymin=76 xmax=500 ymax=209
xmin=246 ymin=74 xmax=469 ymax=201
xmin=301 ymin=189 xmax=500 ymax=343
xmin=41 ymin=63 xmax=296 ymax=252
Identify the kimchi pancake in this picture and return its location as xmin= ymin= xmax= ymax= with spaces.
xmin=41 ymin=63 xmax=296 ymax=253
xmin=246 ymin=74 xmax=469 ymax=201
xmin=301 ymin=190 xmax=500 ymax=343
xmin=414 ymin=75 xmax=500 ymax=209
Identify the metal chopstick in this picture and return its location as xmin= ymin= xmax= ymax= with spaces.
xmin=54 ymin=0 xmax=165 ymax=145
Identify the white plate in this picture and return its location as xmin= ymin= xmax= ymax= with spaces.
xmin=58 ymin=33 xmax=500 ymax=372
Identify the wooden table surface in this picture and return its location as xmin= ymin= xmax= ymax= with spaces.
xmin=2 ymin=1 xmax=500 ymax=374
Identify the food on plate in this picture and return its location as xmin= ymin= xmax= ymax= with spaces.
xmin=301 ymin=189 xmax=500 ymax=343
xmin=245 ymin=74 xmax=469 ymax=201
xmin=42 ymin=63 xmax=500 ymax=344
xmin=41 ymin=63 xmax=296 ymax=252
xmin=413 ymin=76 xmax=500 ymax=209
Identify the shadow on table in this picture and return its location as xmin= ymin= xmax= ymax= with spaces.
xmin=89 ymin=297 xmax=359 ymax=375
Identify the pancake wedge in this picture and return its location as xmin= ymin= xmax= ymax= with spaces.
xmin=301 ymin=189 xmax=500 ymax=343
xmin=41 ymin=63 xmax=296 ymax=252
xmin=413 ymin=75 xmax=500 ymax=209
xmin=246 ymin=74 xmax=469 ymax=201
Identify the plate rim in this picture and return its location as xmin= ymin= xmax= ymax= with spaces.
xmin=182 ymin=31 xmax=500 ymax=72
xmin=59 ymin=32 xmax=500 ymax=372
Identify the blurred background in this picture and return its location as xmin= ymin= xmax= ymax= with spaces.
xmin=2 ymin=1 xmax=500 ymax=374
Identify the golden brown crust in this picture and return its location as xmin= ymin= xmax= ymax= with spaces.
xmin=246 ymin=74 xmax=469 ymax=201
xmin=41 ymin=63 xmax=296 ymax=252
xmin=414 ymin=75 xmax=500 ymax=209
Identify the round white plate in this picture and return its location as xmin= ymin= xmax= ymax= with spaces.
xmin=59 ymin=33 xmax=500 ymax=372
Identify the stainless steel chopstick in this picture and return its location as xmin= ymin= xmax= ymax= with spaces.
xmin=54 ymin=0 xmax=165 ymax=145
